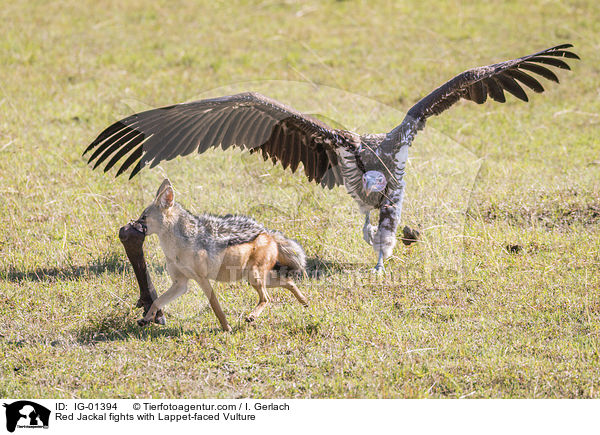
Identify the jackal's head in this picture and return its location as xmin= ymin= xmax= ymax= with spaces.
xmin=137 ymin=178 xmax=176 ymax=235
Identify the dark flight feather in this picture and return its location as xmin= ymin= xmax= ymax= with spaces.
xmin=404 ymin=44 xmax=578 ymax=124
xmin=85 ymin=45 xmax=578 ymax=192
xmin=85 ymin=92 xmax=350 ymax=187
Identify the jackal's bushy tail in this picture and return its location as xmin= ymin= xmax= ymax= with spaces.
xmin=271 ymin=232 xmax=306 ymax=271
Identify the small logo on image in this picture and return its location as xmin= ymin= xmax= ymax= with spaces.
xmin=3 ymin=401 xmax=50 ymax=433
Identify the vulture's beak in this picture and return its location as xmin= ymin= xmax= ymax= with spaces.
xmin=364 ymin=178 xmax=378 ymax=196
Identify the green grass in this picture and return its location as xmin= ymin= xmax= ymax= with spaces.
xmin=1 ymin=0 xmax=599 ymax=398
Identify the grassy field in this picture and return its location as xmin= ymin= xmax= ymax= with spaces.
xmin=1 ymin=0 xmax=599 ymax=398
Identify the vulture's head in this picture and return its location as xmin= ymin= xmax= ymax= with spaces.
xmin=362 ymin=170 xmax=387 ymax=196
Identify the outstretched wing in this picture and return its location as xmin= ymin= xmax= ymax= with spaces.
xmin=83 ymin=92 xmax=353 ymax=188
xmin=396 ymin=44 xmax=579 ymax=139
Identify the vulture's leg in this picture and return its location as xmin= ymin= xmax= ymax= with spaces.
xmin=362 ymin=212 xmax=376 ymax=245
xmin=374 ymin=250 xmax=385 ymax=271
xmin=373 ymin=181 xmax=405 ymax=272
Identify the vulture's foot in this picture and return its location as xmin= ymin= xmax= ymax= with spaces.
xmin=372 ymin=264 xmax=385 ymax=274
xmin=372 ymin=251 xmax=385 ymax=274
xmin=362 ymin=213 xmax=376 ymax=246
xmin=363 ymin=225 xmax=376 ymax=245
xmin=362 ymin=222 xmax=377 ymax=246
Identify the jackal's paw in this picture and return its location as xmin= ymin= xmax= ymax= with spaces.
xmin=154 ymin=314 xmax=166 ymax=326
xmin=137 ymin=318 xmax=150 ymax=327
xmin=245 ymin=315 xmax=256 ymax=323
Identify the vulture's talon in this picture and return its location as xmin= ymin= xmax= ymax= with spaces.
xmin=372 ymin=264 xmax=385 ymax=274
xmin=363 ymin=224 xmax=376 ymax=246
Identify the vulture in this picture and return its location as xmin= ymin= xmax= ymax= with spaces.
xmin=84 ymin=44 xmax=579 ymax=271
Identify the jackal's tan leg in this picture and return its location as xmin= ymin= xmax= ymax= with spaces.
xmin=247 ymin=267 xmax=270 ymax=322
xmin=197 ymin=277 xmax=231 ymax=332
xmin=282 ymin=280 xmax=308 ymax=307
xmin=138 ymin=278 xmax=188 ymax=326
xmin=265 ymin=272 xmax=308 ymax=307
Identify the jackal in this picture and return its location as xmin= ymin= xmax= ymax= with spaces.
xmin=136 ymin=179 xmax=308 ymax=331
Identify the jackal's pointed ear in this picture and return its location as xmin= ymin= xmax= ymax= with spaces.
xmin=155 ymin=178 xmax=174 ymax=209
xmin=155 ymin=178 xmax=172 ymax=198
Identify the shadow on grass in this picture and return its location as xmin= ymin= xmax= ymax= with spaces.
xmin=75 ymin=308 xmax=253 ymax=344
xmin=285 ymin=321 xmax=321 ymax=337
xmin=0 ymin=253 xmax=125 ymax=283
xmin=0 ymin=253 xmax=166 ymax=283
xmin=1 ymin=253 xmax=357 ymax=285
xmin=305 ymin=256 xmax=366 ymax=279
xmin=1 ymin=251 xmax=360 ymax=285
